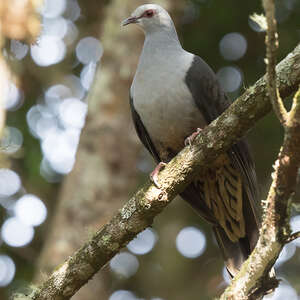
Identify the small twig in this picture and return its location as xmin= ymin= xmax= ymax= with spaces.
xmin=285 ymin=231 xmax=300 ymax=243
xmin=263 ymin=0 xmax=288 ymax=125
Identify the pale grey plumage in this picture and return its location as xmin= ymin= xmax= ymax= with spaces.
xmin=123 ymin=4 xmax=260 ymax=277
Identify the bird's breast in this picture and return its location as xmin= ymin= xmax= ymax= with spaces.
xmin=132 ymin=55 xmax=207 ymax=160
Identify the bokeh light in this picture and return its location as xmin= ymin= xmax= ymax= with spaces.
xmin=127 ymin=228 xmax=157 ymax=255
xmin=40 ymin=158 xmax=63 ymax=183
xmin=14 ymin=194 xmax=47 ymax=227
xmin=59 ymin=98 xmax=87 ymax=129
xmin=219 ymin=33 xmax=247 ymax=61
xmin=31 ymin=35 xmax=66 ymax=67
xmin=217 ymin=66 xmax=242 ymax=93
xmin=110 ymin=252 xmax=139 ymax=278
xmin=41 ymin=129 xmax=79 ymax=174
xmin=176 ymin=226 xmax=206 ymax=258
xmin=4 ymin=82 xmax=23 ymax=111
xmin=1 ymin=0 xmax=299 ymax=297
xmin=248 ymin=16 xmax=266 ymax=33
xmin=81 ymin=62 xmax=97 ymax=90
xmin=43 ymin=17 xmax=68 ymax=39
xmin=41 ymin=0 xmax=67 ymax=19
xmin=64 ymin=20 xmax=79 ymax=45
xmin=0 ymin=169 xmax=21 ymax=198
xmin=0 ymin=255 xmax=16 ymax=287
xmin=290 ymin=215 xmax=300 ymax=247
xmin=63 ymin=75 xmax=85 ymax=99
xmin=275 ymin=243 xmax=296 ymax=268
xmin=1 ymin=217 xmax=34 ymax=247
xmin=64 ymin=0 xmax=81 ymax=22
xmin=109 ymin=290 xmax=138 ymax=300
xmin=46 ymin=84 xmax=72 ymax=102
xmin=76 ymin=37 xmax=104 ymax=64
xmin=10 ymin=40 xmax=29 ymax=60
xmin=0 ymin=127 xmax=23 ymax=154
xmin=265 ymin=282 xmax=298 ymax=300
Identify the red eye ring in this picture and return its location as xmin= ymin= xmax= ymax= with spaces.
xmin=143 ymin=9 xmax=154 ymax=18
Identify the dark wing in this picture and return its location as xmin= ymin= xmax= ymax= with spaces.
xmin=185 ymin=55 xmax=260 ymax=222
xmin=184 ymin=55 xmax=260 ymax=275
xmin=185 ymin=55 xmax=228 ymax=124
xmin=129 ymin=93 xmax=161 ymax=163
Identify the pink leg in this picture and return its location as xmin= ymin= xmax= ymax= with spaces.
xmin=150 ymin=162 xmax=167 ymax=188
xmin=184 ymin=128 xmax=202 ymax=146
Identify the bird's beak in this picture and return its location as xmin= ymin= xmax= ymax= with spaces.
xmin=121 ymin=16 xmax=138 ymax=26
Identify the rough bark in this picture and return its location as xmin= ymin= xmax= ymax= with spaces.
xmin=262 ymin=0 xmax=287 ymax=124
xmin=11 ymin=43 xmax=300 ymax=300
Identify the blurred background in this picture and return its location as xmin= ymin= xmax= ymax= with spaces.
xmin=0 ymin=0 xmax=300 ymax=299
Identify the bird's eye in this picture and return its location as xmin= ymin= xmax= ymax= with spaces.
xmin=144 ymin=10 xmax=154 ymax=18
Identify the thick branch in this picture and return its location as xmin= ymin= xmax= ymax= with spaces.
xmin=263 ymin=0 xmax=288 ymax=124
xmin=12 ymin=44 xmax=300 ymax=300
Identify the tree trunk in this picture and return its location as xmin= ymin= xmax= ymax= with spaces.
xmin=36 ymin=1 xmax=184 ymax=299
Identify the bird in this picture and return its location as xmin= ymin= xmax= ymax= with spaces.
xmin=122 ymin=4 xmax=260 ymax=277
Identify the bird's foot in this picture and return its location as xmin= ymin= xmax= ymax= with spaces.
xmin=184 ymin=128 xmax=202 ymax=146
xmin=150 ymin=162 xmax=167 ymax=188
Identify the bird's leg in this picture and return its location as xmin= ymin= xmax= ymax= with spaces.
xmin=184 ymin=128 xmax=202 ymax=146
xmin=150 ymin=162 xmax=167 ymax=188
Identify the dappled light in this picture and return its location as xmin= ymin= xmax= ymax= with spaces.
xmin=176 ymin=226 xmax=206 ymax=258
xmin=0 ymin=0 xmax=299 ymax=299
xmin=127 ymin=228 xmax=157 ymax=255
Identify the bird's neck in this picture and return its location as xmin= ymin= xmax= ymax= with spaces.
xmin=136 ymin=29 xmax=184 ymax=76
xmin=143 ymin=26 xmax=182 ymax=55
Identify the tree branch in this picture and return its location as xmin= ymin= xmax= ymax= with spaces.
xmin=285 ymin=231 xmax=300 ymax=243
xmin=262 ymin=0 xmax=288 ymax=124
xmin=12 ymin=44 xmax=300 ymax=300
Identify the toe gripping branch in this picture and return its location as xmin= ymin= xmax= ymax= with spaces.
xmin=150 ymin=162 xmax=167 ymax=188
xmin=184 ymin=128 xmax=202 ymax=146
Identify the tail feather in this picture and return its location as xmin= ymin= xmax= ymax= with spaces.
xmin=213 ymin=226 xmax=249 ymax=277
xmin=181 ymin=140 xmax=260 ymax=277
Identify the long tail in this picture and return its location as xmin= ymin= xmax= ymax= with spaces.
xmin=213 ymin=188 xmax=259 ymax=276
xmin=180 ymin=140 xmax=260 ymax=277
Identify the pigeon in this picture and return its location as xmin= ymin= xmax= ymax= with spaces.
xmin=122 ymin=4 xmax=260 ymax=277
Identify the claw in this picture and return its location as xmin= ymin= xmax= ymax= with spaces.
xmin=150 ymin=162 xmax=167 ymax=188
xmin=184 ymin=128 xmax=202 ymax=146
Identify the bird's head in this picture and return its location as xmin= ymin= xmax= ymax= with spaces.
xmin=121 ymin=4 xmax=174 ymax=34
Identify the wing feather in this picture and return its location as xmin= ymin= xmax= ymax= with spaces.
xmin=129 ymin=93 xmax=161 ymax=163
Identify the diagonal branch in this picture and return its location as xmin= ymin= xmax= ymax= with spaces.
xmin=12 ymin=44 xmax=300 ymax=300
xmin=263 ymin=0 xmax=288 ymax=124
